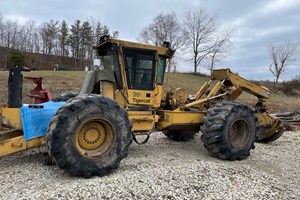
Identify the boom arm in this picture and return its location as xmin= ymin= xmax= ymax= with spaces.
xmin=180 ymin=68 xmax=271 ymax=111
xmin=211 ymin=69 xmax=270 ymax=100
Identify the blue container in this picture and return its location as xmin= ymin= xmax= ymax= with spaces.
xmin=20 ymin=101 xmax=66 ymax=141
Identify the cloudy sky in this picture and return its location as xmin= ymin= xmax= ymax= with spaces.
xmin=1 ymin=0 xmax=300 ymax=80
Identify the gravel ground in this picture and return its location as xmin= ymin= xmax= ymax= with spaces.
xmin=0 ymin=131 xmax=299 ymax=200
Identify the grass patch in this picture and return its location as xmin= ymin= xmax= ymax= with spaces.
xmin=164 ymin=72 xmax=210 ymax=94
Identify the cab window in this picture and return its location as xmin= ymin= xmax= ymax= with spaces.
xmin=157 ymin=56 xmax=167 ymax=85
xmin=123 ymin=48 xmax=155 ymax=90
xmin=98 ymin=46 xmax=122 ymax=89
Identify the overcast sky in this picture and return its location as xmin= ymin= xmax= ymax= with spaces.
xmin=1 ymin=0 xmax=300 ymax=81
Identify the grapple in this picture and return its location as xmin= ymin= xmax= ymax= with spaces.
xmin=256 ymin=114 xmax=285 ymax=143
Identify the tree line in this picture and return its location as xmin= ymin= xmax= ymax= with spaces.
xmin=0 ymin=8 xmax=298 ymax=82
xmin=0 ymin=13 xmax=118 ymax=69
xmin=0 ymin=9 xmax=235 ymax=73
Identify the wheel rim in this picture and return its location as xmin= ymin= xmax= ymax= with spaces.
xmin=75 ymin=117 xmax=115 ymax=159
xmin=229 ymin=119 xmax=250 ymax=149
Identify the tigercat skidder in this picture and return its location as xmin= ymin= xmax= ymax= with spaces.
xmin=0 ymin=36 xmax=284 ymax=178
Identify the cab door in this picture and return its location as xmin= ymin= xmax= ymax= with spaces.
xmin=122 ymin=48 xmax=160 ymax=107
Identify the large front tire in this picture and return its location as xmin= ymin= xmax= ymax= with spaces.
xmin=201 ymin=102 xmax=258 ymax=160
xmin=46 ymin=95 xmax=132 ymax=178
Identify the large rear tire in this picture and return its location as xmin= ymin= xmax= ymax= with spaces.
xmin=201 ymin=102 xmax=258 ymax=160
xmin=46 ymin=95 xmax=132 ymax=178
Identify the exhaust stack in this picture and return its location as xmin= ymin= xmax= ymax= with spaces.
xmin=8 ymin=66 xmax=23 ymax=108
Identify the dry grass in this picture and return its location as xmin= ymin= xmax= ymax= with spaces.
xmin=164 ymin=72 xmax=210 ymax=94
xmin=0 ymin=71 xmax=299 ymax=113
xmin=0 ymin=71 xmax=85 ymax=106
xmin=237 ymin=93 xmax=300 ymax=113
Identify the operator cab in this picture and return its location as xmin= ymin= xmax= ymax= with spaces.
xmin=95 ymin=36 xmax=174 ymax=107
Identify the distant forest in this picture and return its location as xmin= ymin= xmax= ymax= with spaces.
xmin=0 ymin=13 xmax=118 ymax=70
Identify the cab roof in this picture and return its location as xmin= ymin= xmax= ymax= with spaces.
xmin=95 ymin=35 xmax=175 ymax=58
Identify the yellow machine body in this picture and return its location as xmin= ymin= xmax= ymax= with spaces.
xmin=1 ymin=108 xmax=23 ymax=129
xmin=0 ymin=107 xmax=45 ymax=157
xmin=93 ymin=37 xmax=283 ymax=140
xmin=0 ymin=36 xmax=284 ymax=158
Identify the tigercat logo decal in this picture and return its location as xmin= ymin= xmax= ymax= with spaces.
xmin=132 ymin=98 xmax=151 ymax=104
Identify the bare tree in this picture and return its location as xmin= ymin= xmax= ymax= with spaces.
xmin=19 ymin=20 xmax=36 ymax=52
xmin=0 ymin=13 xmax=3 ymax=45
xmin=205 ymin=27 xmax=235 ymax=71
xmin=268 ymin=41 xmax=299 ymax=84
xmin=182 ymin=8 xmax=234 ymax=74
xmin=138 ymin=12 xmax=183 ymax=50
xmin=1 ymin=19 xmax=19 ymax=49
xmin=32 ymin=32 xmax=41 ymax=53
xmin=138 ymin=12 xmax=184 ymax=72
xmin=39 ymin=20 xmax=59 ymax=54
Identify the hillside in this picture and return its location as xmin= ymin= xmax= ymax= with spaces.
xmin=0 ymin=47 xmax=90 ymax=71
xmin=0 ymin=71 xmax=299 ymax=113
